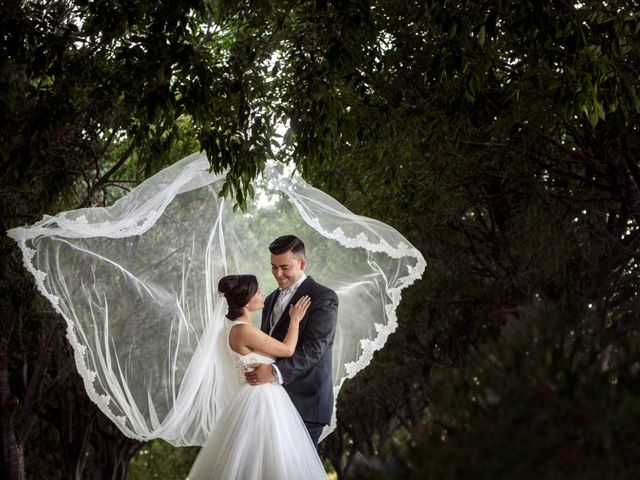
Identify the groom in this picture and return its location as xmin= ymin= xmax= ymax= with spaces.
xmin=245 ymin=234 xmax=338 ymax=445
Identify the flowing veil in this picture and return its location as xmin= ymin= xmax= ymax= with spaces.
xmin=7 ymin=152 xmax=426 ymax=445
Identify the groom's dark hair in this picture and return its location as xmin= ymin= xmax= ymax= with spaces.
xmin=269 ymin=235 xmax=305 ymax=259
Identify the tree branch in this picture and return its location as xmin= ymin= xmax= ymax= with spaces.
xmin=81 ymin=142 xmax=136 ymax=207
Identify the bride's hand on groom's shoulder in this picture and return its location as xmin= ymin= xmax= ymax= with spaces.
xmin=289 ymin=295 xmax=311 ymax=326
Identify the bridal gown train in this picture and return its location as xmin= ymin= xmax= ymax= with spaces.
xmin=187 ymin=319 xmax=327 ymax=480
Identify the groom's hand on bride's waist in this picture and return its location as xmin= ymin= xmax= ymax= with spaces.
xmin=245 ymin=363 xmax=275 ymax=386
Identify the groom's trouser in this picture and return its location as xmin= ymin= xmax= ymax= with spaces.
xmin=304 ymin=421 xmax=325 ymax=447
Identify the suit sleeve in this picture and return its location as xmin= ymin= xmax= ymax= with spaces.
xmin=274 ymin=291 xmax=338 ymax=384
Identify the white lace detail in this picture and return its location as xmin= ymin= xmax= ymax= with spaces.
xmin=225 ymin=320 xmax=250 ymax=382
xmin=7 ymin=152 xmax=426 ymax=446
xmin=225 ymin=319 xmax=275 ymax=384
xmin=8 ymin=239 xmax=137 ymax=438
xmin=265 ymin=164 xmax=426 ymax=441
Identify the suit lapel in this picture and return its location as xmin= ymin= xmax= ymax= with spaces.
xmin=261 ymin=290 xmax=281 ymax=332
xmin=270 ymin=277 xmax=314 ymax=336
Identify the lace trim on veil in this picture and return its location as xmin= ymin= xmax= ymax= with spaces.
xmin=11 ymin=238 xmax=134 ymax=432
xmin=266 ymin=166 xmax=426 ymax=439
xmin=7 ymin=153 xmax=426 ymax=444
xmin=7 ymin=156 xmax=220 ymax=439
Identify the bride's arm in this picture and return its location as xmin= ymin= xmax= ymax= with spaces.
xmin=237 ymin=296 xmax=310 ymax=357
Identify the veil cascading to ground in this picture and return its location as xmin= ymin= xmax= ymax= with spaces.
xmin=7 ymin=152 xmax=426 ymax=446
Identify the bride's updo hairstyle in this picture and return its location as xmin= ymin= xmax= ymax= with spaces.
xmin=217 ymin=275 xmax=259 ymax=320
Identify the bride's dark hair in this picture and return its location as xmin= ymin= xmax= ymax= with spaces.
xmin=218 ymin=275 xmax=259 ymax=320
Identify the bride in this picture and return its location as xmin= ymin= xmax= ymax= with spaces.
xmin=187 ymin=274 xmax=327 ymax=480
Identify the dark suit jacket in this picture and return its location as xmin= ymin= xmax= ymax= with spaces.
xmin=261 ymin=276 xmax=338 ymax=425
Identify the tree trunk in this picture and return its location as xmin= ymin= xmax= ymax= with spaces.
xmin=0 ymin=290 xmax=25 ymax=480
xmin=44 ymin=332 xmax=142 ymax=480
xmin=82 ymin=417 xmax=141 ymax=480
xmin=1 ymin=420 xmax=25 ymax=480
xmin=323 ymin=429 xmax=348 ymax=479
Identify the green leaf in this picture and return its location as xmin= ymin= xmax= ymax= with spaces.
xmin=478 ymin=24 xmax=486 ymax=47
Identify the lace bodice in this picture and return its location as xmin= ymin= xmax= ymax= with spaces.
xmin=225 ymin=319 xmax=275 ymax=383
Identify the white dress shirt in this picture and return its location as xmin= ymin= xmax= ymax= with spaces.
xmin=269 ymin=273 xmax=307 ymax=334
xmin=270 ymin=273 xmax=307 ymax=384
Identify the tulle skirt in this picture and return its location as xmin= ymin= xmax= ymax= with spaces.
xmin=187 ymin=383 xmax=327 ymax=480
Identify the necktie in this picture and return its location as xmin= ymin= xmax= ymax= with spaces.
xmin=270 ymin=288 xmax=291 ymax=331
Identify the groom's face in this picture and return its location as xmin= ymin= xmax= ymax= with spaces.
xmin=270 ymin=251 xmax=306 ymax=289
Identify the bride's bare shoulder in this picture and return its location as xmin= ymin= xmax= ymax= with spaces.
xmin=229 ymin=322 xmax=258 ymax=339
xmin=231 ymin=320 xmax=254 ymax=329
xmin=229 ymin=321 xmax=255 ymax=353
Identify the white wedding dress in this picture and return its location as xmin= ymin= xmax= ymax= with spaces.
xmin=186 ymin=319 xmax=327 ymax=480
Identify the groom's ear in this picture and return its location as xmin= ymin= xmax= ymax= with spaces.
xmin=299 ymin=257 xmax=307 ymax=270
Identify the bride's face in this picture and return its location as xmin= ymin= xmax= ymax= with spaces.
xmin=246 ymin=287 xmax=265 ymax=312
